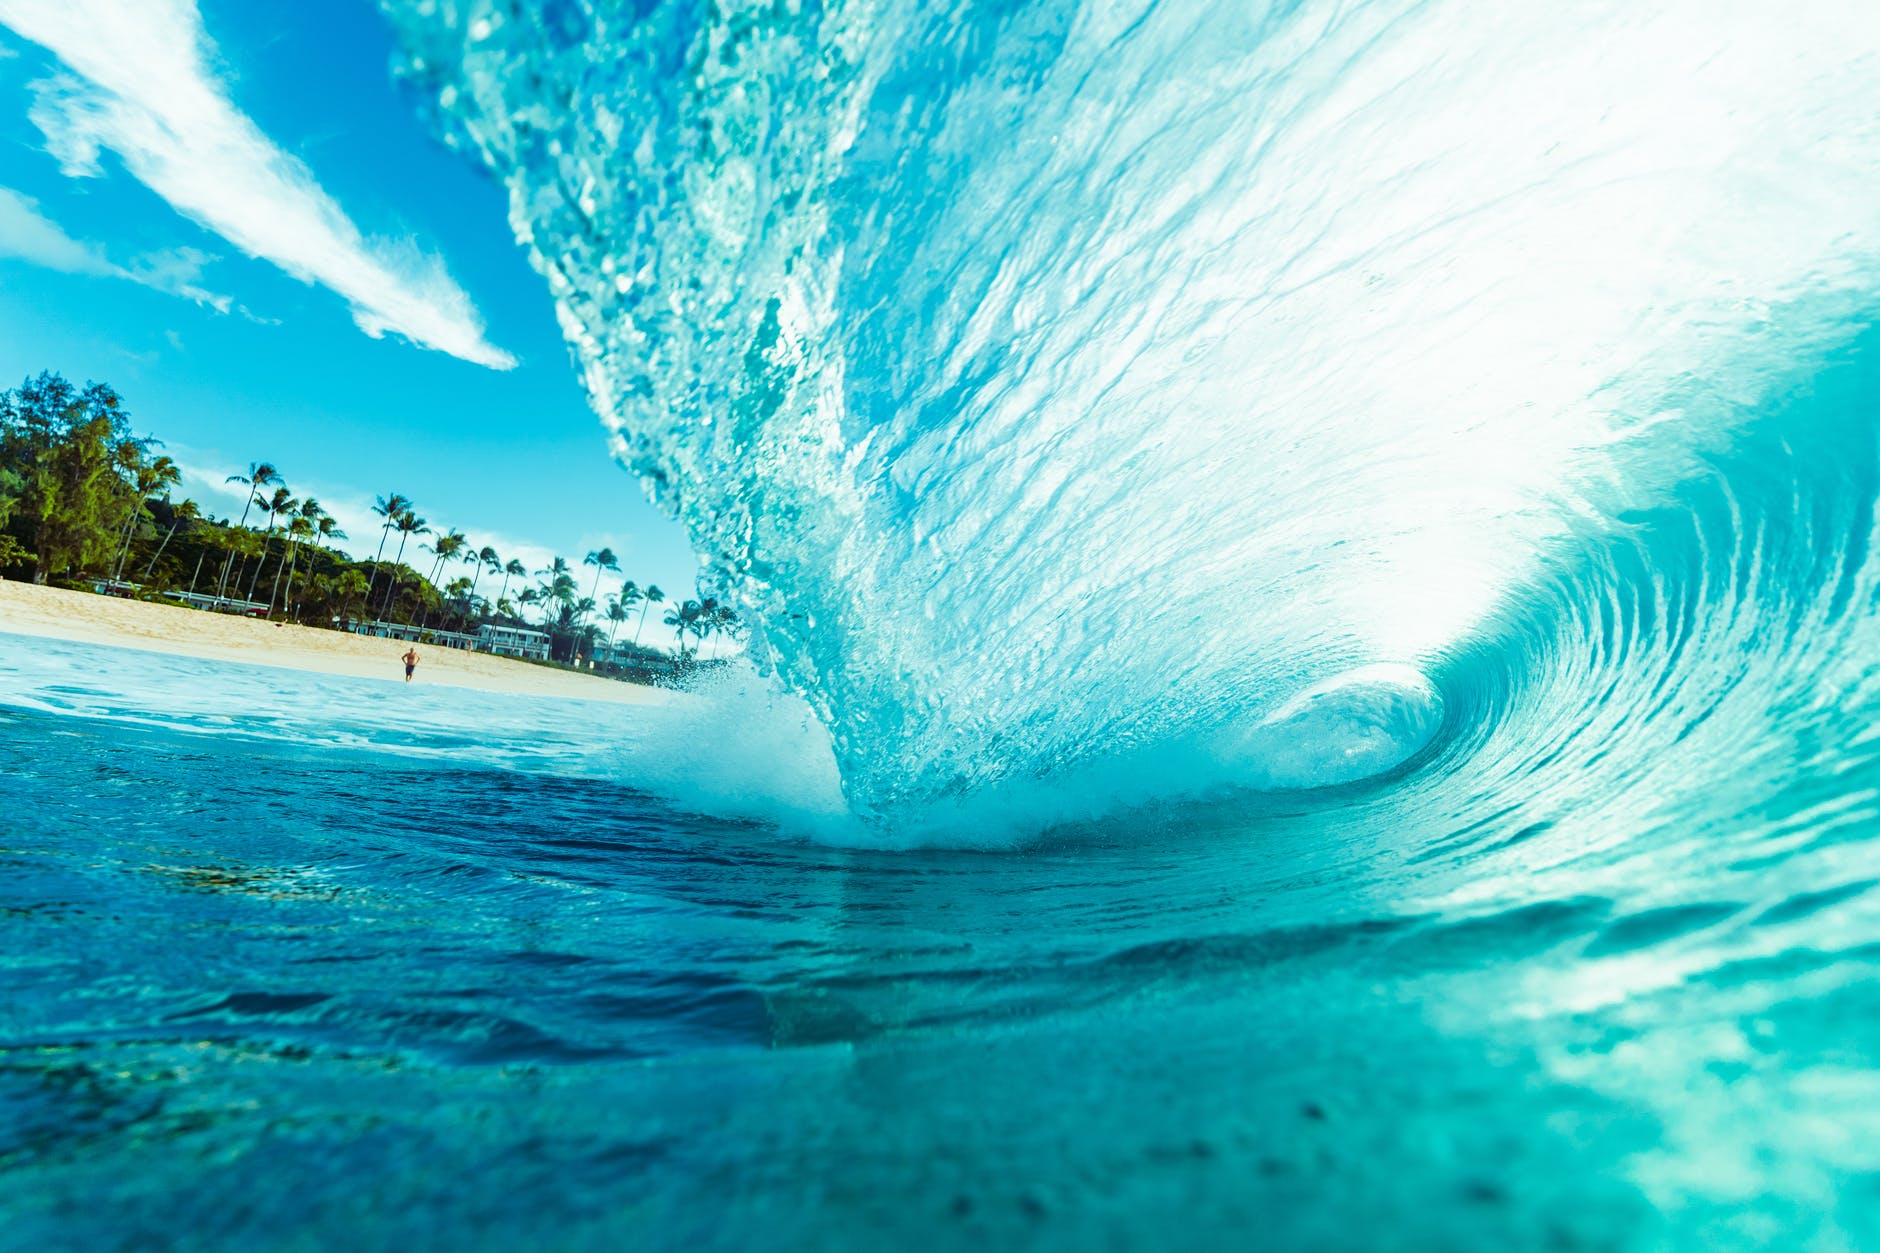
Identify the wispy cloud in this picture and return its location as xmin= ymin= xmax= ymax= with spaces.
xmin=0 ymin=183 xmax=233 ymax=310
xmin=0 ymin=183 xmax=112 ymax=276
xmin=0 ymin=0 xmax=515 ymax=369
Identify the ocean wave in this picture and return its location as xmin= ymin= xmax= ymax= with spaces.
xmin=381 ymin=0 xmax=1880 ymax=838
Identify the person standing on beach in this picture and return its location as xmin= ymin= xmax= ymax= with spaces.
xmin=402 ymin=646 xmax=420 ymax=683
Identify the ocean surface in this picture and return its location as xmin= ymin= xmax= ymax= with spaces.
xmin=11 ymin=0 xmax=1880 ymax=1246
xmin=5 ymin=619 xmax=1880 ymax=1250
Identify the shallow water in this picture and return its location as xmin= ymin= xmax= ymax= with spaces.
xmin=5 ymin=634 xmax=1880 ymax=1250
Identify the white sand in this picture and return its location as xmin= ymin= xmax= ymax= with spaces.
xmin=0 ymin=580 xmax=673 ymax=706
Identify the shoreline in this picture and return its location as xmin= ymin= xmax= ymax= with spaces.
xmin=0 ymin=580 xmax=673 ymax=706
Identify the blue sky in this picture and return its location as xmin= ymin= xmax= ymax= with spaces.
xmin=0 ymin=0 xmax=698 ymax=638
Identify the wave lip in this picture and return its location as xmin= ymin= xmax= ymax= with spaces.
xmin=1219 ymin=663 xmax=1444 ymax=792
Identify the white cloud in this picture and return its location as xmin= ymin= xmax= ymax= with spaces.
xmin=118 ymin=244 xmax=232 ymax=312
xmin=0 ymin=183 xmax=233 ymax=310
xmin=0 ymin=182 xmax=112 ymax=274
xmin=0 ymin=0 xmax=514 ymax=369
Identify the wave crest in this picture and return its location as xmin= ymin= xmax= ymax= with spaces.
xmin=382 ymin=0 xmax=1880 ymax=820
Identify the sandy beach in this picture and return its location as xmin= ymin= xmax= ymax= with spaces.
xmin=0 ymin=580 xmax=672 ymax=705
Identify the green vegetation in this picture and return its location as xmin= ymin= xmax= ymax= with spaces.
xmin=0 ymin=372 xmax=143 ymax=586
xmin=0 ymin=370 xmax=741 ymax=677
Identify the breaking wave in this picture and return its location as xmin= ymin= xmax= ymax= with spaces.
xmin=381 ymin=0 xmax=1880 ymax=833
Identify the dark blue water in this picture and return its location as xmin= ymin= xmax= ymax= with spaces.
xmin=5 ymin=636 xmax=1880 ymax=1250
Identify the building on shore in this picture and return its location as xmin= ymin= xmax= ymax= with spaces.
xmin=475 ymin=623 xmax=552 ymax=660
xmin=590 ymin=641 xmax=679 ymax=674
xmin=341 ymin=617 xmax=484 ymax=653
xmin=166 ymin=590 xmax=273 ymax=617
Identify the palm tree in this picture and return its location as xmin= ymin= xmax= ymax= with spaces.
xmin=314 ymin=507 xmax=346 ymax=557
xmin=249 ymin=485 xmax=296 ymax=604
xmin=444 ymin=576 xmax=475 ymax=629
xmin=663 ymin=598 xmax=703 ymax=659
xmin=454 ymin=541 xmax=477 ymax=613
xmin=496 ymin=557 xmax=525 ymax=613
xmin=333 ymin=568 xmax=370 ymax=621
xmin=111 ymin=452 xmax=181 ymax=580
xmin=427 ymin=529 xmax=467 ymax=587
xmin=188 ymin=520 xmax=226 ymax=594
xmin=577 ymin=620 xmax=603 ymax=665
xmin=465 ymin=545 xmax=499 ymax=613
xmin=216 ymin=461 xmax=280 ymax=601
xmin=533 ymin=557 xmax=573 ymax=627
xmin=265 ymin=489 xmax=309 ymax=608
xmin=279 ymin=514 xmax=315 ymax=615
xmin=605 ymin=595 xmax=629 ymax=649
xmin=635 ymin=583 xmax=664 ymax=645
xmin=301 ymin=503 xmax=344 ymax=614
xmin=384 ymin=510 xmax=430 ymax=618
xmin=367 ymin=492 xmax=412 ymax=617
xmin=224 ymin=526 xmax=266 ymax=604
xmin=540 ymin=572 xmax=578 ymax=625
xmin=688 ymin=596 xmax=727 ymax=659
xmin=142 ymin=498 xmax=200 ymax=577
xmin=292 ymin=498 xmax=329 ymax=560
xmin=704 ymin=601 xmax=741 ymax=659
xmin=582 ymin=547 xmax=619 ymax=620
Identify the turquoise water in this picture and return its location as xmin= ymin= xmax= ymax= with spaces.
xmin=385 ymin=0 xmax=1880 ymax=821
xmin=5 ymin=618 xmax=1880 ymax=1249
xmin=12 ymin=0 xmax=1880 ymax=1246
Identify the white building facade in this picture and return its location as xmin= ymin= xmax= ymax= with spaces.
xmin=477 ymin=623 xmax=552 ymax=660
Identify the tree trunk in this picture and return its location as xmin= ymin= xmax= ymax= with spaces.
xmin=246 ymin=524 xmax=275 ymax=603
xmin=367 ymin=525 xmax=392 ymax=619
xmin=189 ymin=549 xmax=206 ymax=594
xmin=110 ymin=508 xmax=139 ymax=582
xmin=216 ymin=495 xmax=256 ymax=601
xmin=280 ymin=542 xmax=299 ymax=615
xmin=143 ymin=520 xmax=182 ymax=577
xmin=384 ymin=533 xmax=411 ymax=616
